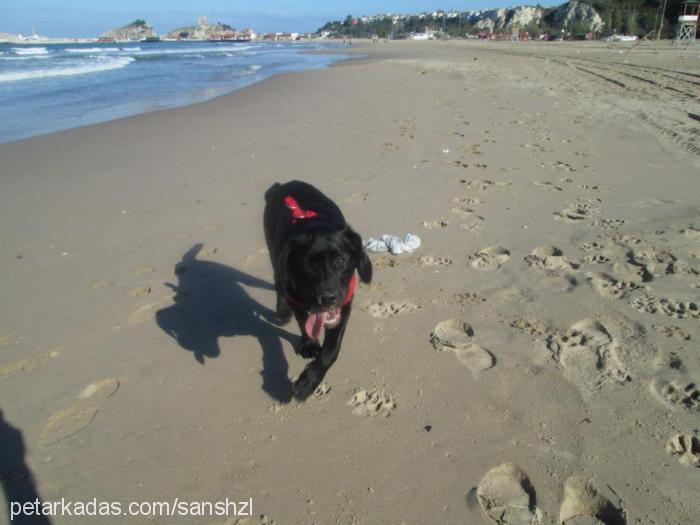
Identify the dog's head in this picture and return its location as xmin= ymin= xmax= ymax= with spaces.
xmin=278 ymin=224 xmax=371 ymax=336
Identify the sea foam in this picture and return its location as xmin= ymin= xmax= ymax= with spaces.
xmin=11 ymin=47 xmax=49 ymax=55
xmin=65 ymin=47 xmax=121 ymax=53
xmin=0 ymin=56 xmax=134 ymax=83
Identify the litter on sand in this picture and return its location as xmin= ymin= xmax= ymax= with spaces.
xmin=364 ymin=234 xmax=421 ymax=255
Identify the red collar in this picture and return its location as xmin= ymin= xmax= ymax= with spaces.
xmin=284 ymin=195 xmax=317 ymax=224
xmin=286 ymin=274 xmax=357 ymax=309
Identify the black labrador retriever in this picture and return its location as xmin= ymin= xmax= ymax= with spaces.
xmin=264 ymin=180 xmax=372 ymax=400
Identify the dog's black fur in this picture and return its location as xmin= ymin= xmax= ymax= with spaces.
xmin=264 ymin=181 xmax=372 ymax=400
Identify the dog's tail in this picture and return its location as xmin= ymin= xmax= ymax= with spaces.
xmin=264 ymin=183 xmax=282 ymax=204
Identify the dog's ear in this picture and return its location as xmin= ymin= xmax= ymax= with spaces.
xmin=344 ymin=226 xmax=372 ymax=284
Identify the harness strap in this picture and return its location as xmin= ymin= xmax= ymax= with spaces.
xmin=284 ymin=195 xmax=317 ymax=223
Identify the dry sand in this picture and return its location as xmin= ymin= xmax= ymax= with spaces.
xmin=1 ymin=40 xmax=699 ymax=524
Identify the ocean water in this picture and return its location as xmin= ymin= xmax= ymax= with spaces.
xmin=0 ymin=41 xmax=350 ymax=143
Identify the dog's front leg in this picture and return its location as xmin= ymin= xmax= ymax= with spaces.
xmin=293 ymin=304 xmax=351 ymax=400
xmin=274 ymin=274 xmax=292 ymax=324
xmin=292 ymin=308 xmax=322 ymax=359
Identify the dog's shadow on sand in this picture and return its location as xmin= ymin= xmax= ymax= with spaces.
xmin=156 ymin=244 xmax=296 ymax=403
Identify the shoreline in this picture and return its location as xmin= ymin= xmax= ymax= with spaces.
xmin=1 ymin=40 xmax=699 ymax=524
xmin=0 ymin=41 xmax=356 ymax=146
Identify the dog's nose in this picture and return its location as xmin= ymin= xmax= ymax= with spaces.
xmin=320 ymin=293 xmax=337 ymax=307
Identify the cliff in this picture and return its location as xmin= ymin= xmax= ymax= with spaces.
xmin=467 ymin=1 xmax=603 ymax=33
xmin=321 ymin=0 xmax=608 ymax=36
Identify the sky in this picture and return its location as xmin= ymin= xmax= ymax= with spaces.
xmin=0 ymin=0 xmax=540 ymax=37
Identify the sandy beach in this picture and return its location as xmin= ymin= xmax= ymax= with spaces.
xmin=1 ymin=40 xmax=699 ymax=524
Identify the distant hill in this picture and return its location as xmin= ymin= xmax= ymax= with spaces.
xmin=164 ymin=17 xmax=236 ymax=40
xmin=100 ymin=19 xmax=156 ymax=41
xmin=320 ymin=0 xmax=686 ymax=38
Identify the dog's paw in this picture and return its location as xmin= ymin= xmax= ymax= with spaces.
xmin=293 ymin=364 xmax=325 ymax=401
xmin=276 ymin=313 xmax=292 ymax=326
xmin=296 ymin=340 xmax=322 ymax=359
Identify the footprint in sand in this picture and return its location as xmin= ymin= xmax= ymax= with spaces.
xmin=650 ymin=378 xmax=700 ymax=412
xmin=658 ymin=299 xmax=699 ymax=320
xmin=580 ymin=241 xmax=604 ymax=251
xmin=344 ymin=192 xmax=369 ymax=204
xmin=430 ymin=319 xmax=473 ymax=348
xmin=130 ymin=265 xmax=156 ymax=277
xmin=455 ymin=292 xmax=486 ymax=305
xmin=312 ymin=382 xmax=332 ymax=401
xmin=547 ymin=319 xmax=630 ymax=396
xmin=129 ymin=286 xmax=151 ymax=298
xmin=365 ymin=302 xmax=420 ymax=318
xmin=41 ymin=377 xmax=121 ymax=446
xmin=477 ymin=462 xmax=541 ymax=525
xmin=652 ymin=324 xmax=690 ymax=341
xmin=370 ymin=254 xmax=398 ymax=269
xmin=461 ymin=179 xmax=494 ymax=191
xmin=0 ymin=349 xmax=61 ymax=382
xmin=419 ymin=255 xmax=453 ymax=267
xmin=78 ymin=378 xmax=120 ymax=400
xmin=200 ymin=246 xmax=218 ymax=257
xmin=583 ymin=254 xmax=611 ymax=264
xmin=525 ymin=246 xmax=578 ymax=280
xmin=430 ymin=319 xmax=495 ymax=374
xmin=423 ymin=220 xmax=449 ymax=229
xmin=629 ymin=290 xmax=657 ymax=314
xmin=559 ymin=476 xmax=626 ymax=525
xmin=612 ymin=259 xmax=651 ymax=284
xmin=511 ymin=318 xmax=551 ymax=339
xmin=453 ymin=197 xmax=485 ymax=206
xmin=681 ymin=226 xmax=700 ymax=240
xmin=554 ymin=202 xmax=598 ymax=223
xmin=451 ymin=207 xmax=484 ymax=222
xmin=541 ymin=160 xmax=576 ymax=172
xmin=587 ymin=272 xmax=637 ymax=299
xmin=665 ymin=432 xmax=700 ymax=467
xmin=0 ymin=334 xmax=13 ymax=349
xmin=595 ymin=218 xmax=626 ymax=230
xmin=578 ymin=183 xmax=603 ymax=191
xmin=470 ymin=246 xmax=511 ymax=270
xmin=348 ymin=388 xmax=396 ymax=417
xmin=494 ymin=287 xmax=533 ymax=304
xmin=533 ymin=181 xmax=562 ymax=191
xmin=40 ymin=405 xmax=99 ymax=446
xmin=90 ymin=280 xmax=113 ymax=289
xmin=128 ymin=302 xmax=159 ymax=325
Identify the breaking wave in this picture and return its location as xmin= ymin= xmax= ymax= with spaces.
xmin=0 ymin=56 xmax=135 ymax=83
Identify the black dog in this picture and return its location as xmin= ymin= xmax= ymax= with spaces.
xmin=264 ymin=181 xmax=372 ymax=400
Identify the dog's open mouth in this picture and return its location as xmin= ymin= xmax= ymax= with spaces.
xmin=305 ymin=306 xmax=342 ymax=342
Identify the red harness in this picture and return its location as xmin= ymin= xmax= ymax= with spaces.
xmin=283 ymin=194 xmax=357 ymax=308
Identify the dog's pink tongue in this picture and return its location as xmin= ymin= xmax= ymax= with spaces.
xmin=305 ymin=311 xmax=328 ymax=343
